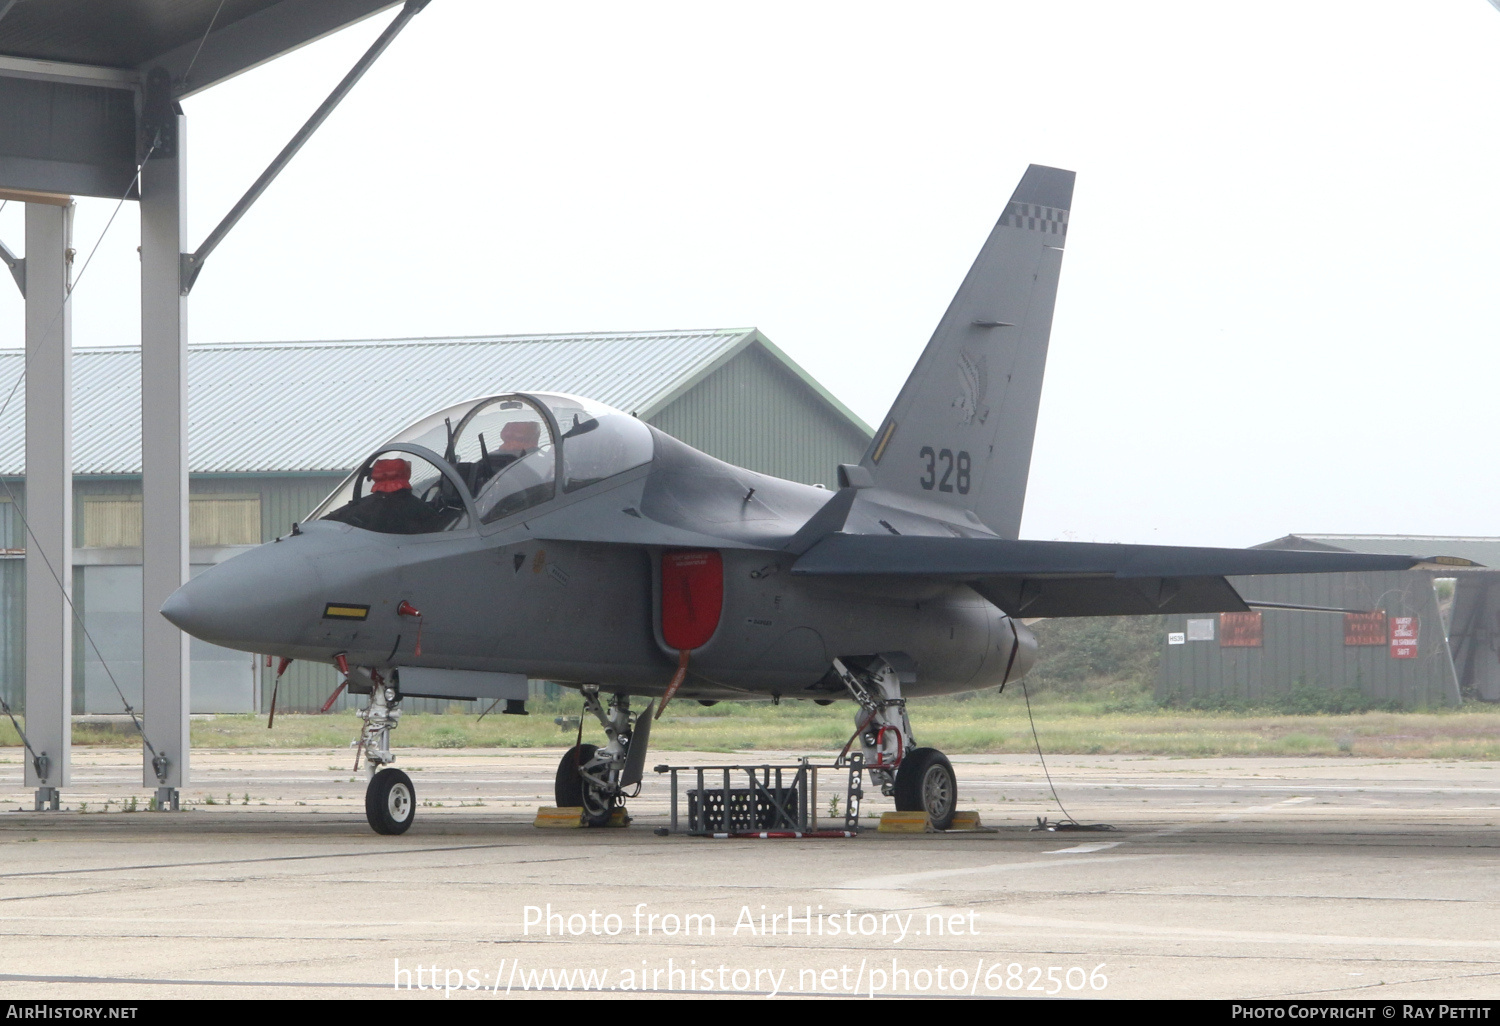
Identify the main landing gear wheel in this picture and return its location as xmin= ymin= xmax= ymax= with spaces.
xmin=895 ymin=748 xmax=956 ymax=831
xmin=555 ymin=743 xmax=614 ymax=827
xmin=366 ymin=767 xmax=415 ymax=835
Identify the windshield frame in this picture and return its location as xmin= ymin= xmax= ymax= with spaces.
xmin=310 ymin=391 xmax=637 ymax=534
xmin=467 ymin=391 xmax=566 ymax=530
xmin=444 ymin=393 xmax=545 ymax=461
xmin=308 ymin=442 xmax=479 ymax=530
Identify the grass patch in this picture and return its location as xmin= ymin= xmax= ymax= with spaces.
xmin=7 ymin=688 xmax=1500 ymax=759
xmin=5 ymin=612 xmax=1468 ymax=758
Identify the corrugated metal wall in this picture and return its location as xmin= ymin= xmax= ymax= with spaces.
xmin=1158 ymin=571 xmax=1460 ymax=708
xmin=648 ymin=342 xmax=871 ymax=488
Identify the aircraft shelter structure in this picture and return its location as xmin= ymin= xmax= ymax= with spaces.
xmin=1158 ymin=535 xmax=1500 ymax=709
xmin=0 ymin=0 xmax=430 ymax=808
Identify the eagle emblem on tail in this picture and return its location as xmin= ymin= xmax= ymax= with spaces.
xmin=952 ymin=348 xmax=989 ymax=425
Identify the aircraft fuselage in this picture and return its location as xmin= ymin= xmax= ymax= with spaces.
xmin=165 ymin=422 xmax=1035 ymax=702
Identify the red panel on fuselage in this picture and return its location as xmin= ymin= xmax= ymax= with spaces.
xmin=661 ymin=550 xmax=723 ymax=651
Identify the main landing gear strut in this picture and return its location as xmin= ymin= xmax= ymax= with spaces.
xmin=832 ymin=657 xmax=957 ymax=830
xmin=556 ymin=685 xmax=654 ymax=827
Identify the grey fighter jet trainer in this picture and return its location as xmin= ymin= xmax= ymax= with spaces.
xmin=162 ymin=165 xmax=1470 ymax=835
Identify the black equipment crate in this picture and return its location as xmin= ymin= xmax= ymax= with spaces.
xmin=686 ymin=787 xmax=800 ymax=832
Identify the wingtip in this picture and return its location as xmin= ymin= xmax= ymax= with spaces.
xmin=1416 ymin=555 xmax=1484 ymax=569
xmin=1010 ymin=164 xmax=1075 ymax=211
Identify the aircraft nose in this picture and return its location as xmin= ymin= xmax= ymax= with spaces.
xmin=160 ymin=540 xmax=321 ymax=650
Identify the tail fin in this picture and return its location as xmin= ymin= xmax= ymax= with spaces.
xmin=861 ymin=164 xmax=1073 ymax=538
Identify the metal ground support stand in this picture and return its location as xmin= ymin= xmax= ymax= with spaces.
xmin=33 ymin=787 xmax=59 ymax=812
xmin=831 ymin=658 xmax=913 ymax=796
xmin=356 ymin=676 xmax=403 ymax=775
xmin=153 ymin=787 xmax=179 ymax=811
xmin=845 ymin=751 xmax=865 ymax=826
xmin=655 ymin=756 xmax=865 ymax=835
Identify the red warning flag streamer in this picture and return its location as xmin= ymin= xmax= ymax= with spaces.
xmin=320 ymin=653 xmax=350 ymax=713
xmin=398 ymin=600 xmax=424 ymax=656
xmin=320 ymin=681 xmax=348 ymax=714
xmin=655 ymin=650 xmax=691 ymax=720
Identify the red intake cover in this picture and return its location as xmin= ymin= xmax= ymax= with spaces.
xmin=661 ymin=550 xmax=723 ymax=651
xmin=370 ymin=458 xmax=411 ymax=493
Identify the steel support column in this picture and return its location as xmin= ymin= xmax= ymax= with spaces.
xmin=22 ymin=198 xmax=72 ymax=810
xmin=139 ymin=111 xmax=188 ymax=805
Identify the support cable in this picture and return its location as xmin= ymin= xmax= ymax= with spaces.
xmin=180 ymin=0 xmax=228 ymax=88
xmin=0 ymin=694 xmax=43 ymax=778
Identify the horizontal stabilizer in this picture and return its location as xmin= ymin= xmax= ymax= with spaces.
xmin=791 ymin=534 xmax=1458 ymax=618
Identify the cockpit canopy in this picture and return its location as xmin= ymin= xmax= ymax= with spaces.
xmin=310 ymin=392 xmax=654 ymax=535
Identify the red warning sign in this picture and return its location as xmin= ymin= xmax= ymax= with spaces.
xmin=1389 ymin=616 xmax=1419 ymax=659
xmin=1343 ymin=611 xmax=1387 ymax=646
xmin=1219 ymin=612 xmax=1263 ymax=647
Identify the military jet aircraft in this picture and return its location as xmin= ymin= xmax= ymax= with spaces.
xmin=162 ymin=164 xmax=1466 ymax=835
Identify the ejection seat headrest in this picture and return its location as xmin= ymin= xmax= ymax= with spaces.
xmin=499 ymin=421 xmax=541 ymax=452
xmin=370 ymin=458 xmax=412 ymax=493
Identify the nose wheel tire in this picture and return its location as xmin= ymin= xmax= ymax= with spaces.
xmin=894 ymin=747 xmax=956 ymax=830
xmin=555 ymin=743 xmax=616 ymax=827
xmin=366 ymin=768 xmax=415 ymax=835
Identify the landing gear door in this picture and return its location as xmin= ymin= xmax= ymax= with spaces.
xmin=620 ymin=699 xmax=655 ymax=787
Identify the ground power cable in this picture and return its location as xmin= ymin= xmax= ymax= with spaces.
xmin=1020 ymin=677 xmax=1113 ymax=832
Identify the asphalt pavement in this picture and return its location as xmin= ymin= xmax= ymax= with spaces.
xmin=2 ymin=748 xmax=1498 ymax=1000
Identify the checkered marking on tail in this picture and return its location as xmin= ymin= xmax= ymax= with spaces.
xmin=1000 ymin=202 xmax=1069 ymax=235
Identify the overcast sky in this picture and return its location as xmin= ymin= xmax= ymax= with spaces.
xmin=1 ymin=1 xmax=1497 ymax=548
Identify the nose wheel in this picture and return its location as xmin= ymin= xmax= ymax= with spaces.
xmin=366 ymin=767 xmax=416 ymax=834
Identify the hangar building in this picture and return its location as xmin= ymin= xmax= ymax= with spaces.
xmin=1158 ymin=535 xmax=1500 ymax=709
xmin=0 ymin=328 xmax=872 ymax=715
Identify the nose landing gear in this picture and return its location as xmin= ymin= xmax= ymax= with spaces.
xmin=353 ymin=671 xmax=412 ymax=835
xmin=832 ymin=657 xmax=956 ymax=830
xmin=555 ymin=686 xmax=653 ymax=827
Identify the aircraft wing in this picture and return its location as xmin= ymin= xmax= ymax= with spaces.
xmin=789 ymin=534 xmax=1478 ymax=618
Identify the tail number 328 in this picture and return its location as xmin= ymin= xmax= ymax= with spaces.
xmin=919 ymin=447 xmax=971 ymax=494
